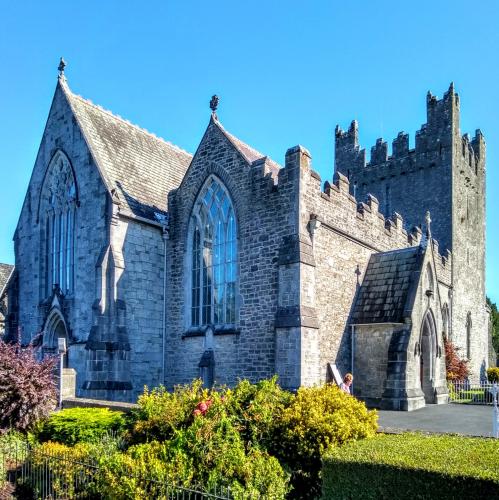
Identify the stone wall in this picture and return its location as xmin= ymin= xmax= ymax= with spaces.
xmin=335 ymin=85 xmax=489 ymax=380
xmin=165 ymin=118 xmax=298 ymax=388
xmin=116 ymin=216 xmax=166 ymax=399
xmin=13 ymin=82 xmax=109 ymax=394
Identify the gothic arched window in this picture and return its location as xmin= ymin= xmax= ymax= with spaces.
xmin=190 ymin=177 xmax=237 ymax=327
xmin=39 ymin=151 xmax=77 ymax=297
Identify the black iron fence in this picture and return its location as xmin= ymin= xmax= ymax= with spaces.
xmin=0 ymin=442 xmax=232 ymax=499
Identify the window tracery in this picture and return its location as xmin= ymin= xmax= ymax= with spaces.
xmin=40 ymin=152 xmax=77 ymax=296
xmin=190 ymin=178 xmax=237 ymax=328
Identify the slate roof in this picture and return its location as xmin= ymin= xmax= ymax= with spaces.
xmin=351 ymin=246 xmax=424 ymax=324
xmin=60 ymin=79 xmax=193 ymax=220
xmin=215 ymin=119 xmax=282 ymax=178
xmin=0 ymin=263 xmax=14 ymax=297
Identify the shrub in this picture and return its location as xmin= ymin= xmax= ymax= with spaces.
xmin=487 ymin=367 xmax=499 ymax=383
xmin=275 ymin=383 xmax=377 ymax=498
xmin=26 ymin=441 xmax=96 ymax=498
xmin=225 ymin=377 xmax=293 ymax=449
xmin=323 ymin=432 xmax=499 ymax=499
xmin=131 ymin=379 xmax=208 ymax=442
xmin=0 ymin=341 xmax=57 ymax=431
xmin=445 ymin=338 xmax=470 ymax=381
xmin=0 ymin=430 xmax=28 ymax=491
xmin=123 ymin=379 xmax=377 ymax=498
xmin=37 ymin=407 xmax=126 ymax=446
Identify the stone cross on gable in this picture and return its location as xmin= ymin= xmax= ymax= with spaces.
xmin=58 ymin=57 xmax=67 ymax=77
xmin=210 ymin=95 xmax=219 ymax=117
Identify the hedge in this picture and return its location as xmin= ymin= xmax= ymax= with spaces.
xmin=37 ymin=407 xmax=126 ymax=446
xmin=322 ymin=432 xmax=499 ymax=499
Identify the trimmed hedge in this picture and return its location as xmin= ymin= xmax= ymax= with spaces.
xmin=323 ymin=432 xmax=499 ymax=499
xmin=37 ymin=407 xmax=126 ymax=446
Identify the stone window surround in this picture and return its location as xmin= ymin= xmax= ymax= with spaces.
xmin=39 ymin=150 xmax=78 ymax=298
xmin=183 ymin=174 xmax=240 ymax=336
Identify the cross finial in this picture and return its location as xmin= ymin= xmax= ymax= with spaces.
xmin=210 ymin=95 xmax=219 ymax=116
xmin=425 ymin=210 xmax=432 ymax=239
xmin=58 ymin=57 xmax=67 ymax=77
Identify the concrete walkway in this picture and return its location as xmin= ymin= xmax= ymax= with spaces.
xmin=377 ymin=403 xmax=495 ymax=437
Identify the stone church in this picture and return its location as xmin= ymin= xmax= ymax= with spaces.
xmin=5 ymin=61 xmax=489 ymax=410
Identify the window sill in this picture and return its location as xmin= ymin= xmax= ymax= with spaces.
xmin=182 ymin=325 xmax=240 ymax=339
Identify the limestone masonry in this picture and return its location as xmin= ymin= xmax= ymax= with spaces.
xmin=3 ymin=67 xmax=490 ymax=410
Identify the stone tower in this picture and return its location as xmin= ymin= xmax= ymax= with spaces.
xmin=334 ymin=84 xmax=488 ymax=378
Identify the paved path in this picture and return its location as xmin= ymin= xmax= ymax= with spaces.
xmin=377 ymin=403 xmax=495 ymax=437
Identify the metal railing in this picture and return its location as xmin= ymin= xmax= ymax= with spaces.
xmin=448 ymin=380 xmax=498 ymax=405
xmin=0 ymin=441 xmax=232 ymax=499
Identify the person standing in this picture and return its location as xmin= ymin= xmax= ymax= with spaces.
xmin=340 ymin=373 xmax=353 ymax=394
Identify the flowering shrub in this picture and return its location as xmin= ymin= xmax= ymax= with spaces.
xmin=0 ymin=341 xmax=57 ymax=431
xmin=17 ymin=378 xmax=376 ymax=498
xmin=444 ymin=338 xmax=470 ymax=381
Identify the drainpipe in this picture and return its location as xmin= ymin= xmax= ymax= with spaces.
xmin=351 ymin=324 xmax=355 ymax=395
xmin=161 ymin=226 xmax=169 ymax=385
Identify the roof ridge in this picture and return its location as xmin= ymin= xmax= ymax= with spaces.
xmin=213 ymin=117 xmax=282 ymax=170
xmin=63 ymin=84 xmax=193 ymax=158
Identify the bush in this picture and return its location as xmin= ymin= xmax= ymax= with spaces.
xmin=37 ymin=407 xmax=126 ymax=446
xmin=0 ymin=341 xmax=57 ymax=431
xmin=0 ymin=430 xmax=28 ymax=491
xmin=225 ymin=377 xmax=293 ymax=449
xmin=323 ymin=432 xmax=499 ymax=499
xmin=444 ymin=338 xmax=470 ymax=381
xmin=26 ymin=441 xmax=96 ymax=498
xmin=274 ymin=383 xmax=377 ymax=498
xmin=487 ymin=367 xmax=499 ymax=383
xmin=131 ymin=379 xmax=208 ymax=443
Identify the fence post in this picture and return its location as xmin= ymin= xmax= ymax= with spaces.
xmin=493 ymin=383 xmax=499 ymax=438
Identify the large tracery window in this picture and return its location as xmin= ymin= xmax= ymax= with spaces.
xmin=190 ymin=178 xmax=237 ymax=327
xmin=40 ymin=151 xmax=77 ymax=296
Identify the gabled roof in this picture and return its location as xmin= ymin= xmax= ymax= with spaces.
xmin=59 ymin=78 xmax=192 ymax=220
xmin=214 ymin=118 xmax=282 ymax=177
xmin=0 ymin=263 xmax=14 ymax=298
xmin=352 ymin=246 xmax=424 ymax=324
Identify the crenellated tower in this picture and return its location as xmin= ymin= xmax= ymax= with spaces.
xmin=334 ymin=83 xmax=488 ymax=378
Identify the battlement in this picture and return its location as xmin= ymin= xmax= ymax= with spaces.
xmin=335 ymin=83 xmax=485 ymax=178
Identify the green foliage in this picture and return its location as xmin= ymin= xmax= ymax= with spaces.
xmin=17 ymin=378 xmax=377 ymax=499
xmin=225 ymin=377 xmax=293 ymax=449
xmin=487 ymin=367 xmax=499 ymax=383
xmin=0 ymin=430 xmax=28 ymax=490
xmin=323 ymin=432 xmax=499 ymax=499
xmin=274 ymin=383 xmax=377 ymax=498
xmin=37 ymin=407 xmax=126 ymax=446
xmin=131 ymin=379 xmax=208 ymax=442
xmin=487 ymin=296 xmax=499 ymax=355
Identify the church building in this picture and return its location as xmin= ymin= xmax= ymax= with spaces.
xmin=6 ymin=61 xmax=489 ymax=410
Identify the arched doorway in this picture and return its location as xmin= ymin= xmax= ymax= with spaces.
xmin=420 ymin=310 xmax=437 ymax=403
xmin=43 ymin=309 xmax=69 ymax=368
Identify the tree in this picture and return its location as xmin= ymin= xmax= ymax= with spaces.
xmin=0 ymin=340 xmax=57 ymax=431
xmin=444 ymin=338 xmax=470 ymax=381
xmin=487 ymin=297 xmax=499 ymax=355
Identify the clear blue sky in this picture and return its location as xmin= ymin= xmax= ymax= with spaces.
xmin=1 ymin=1 xmax=498 ymax=302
